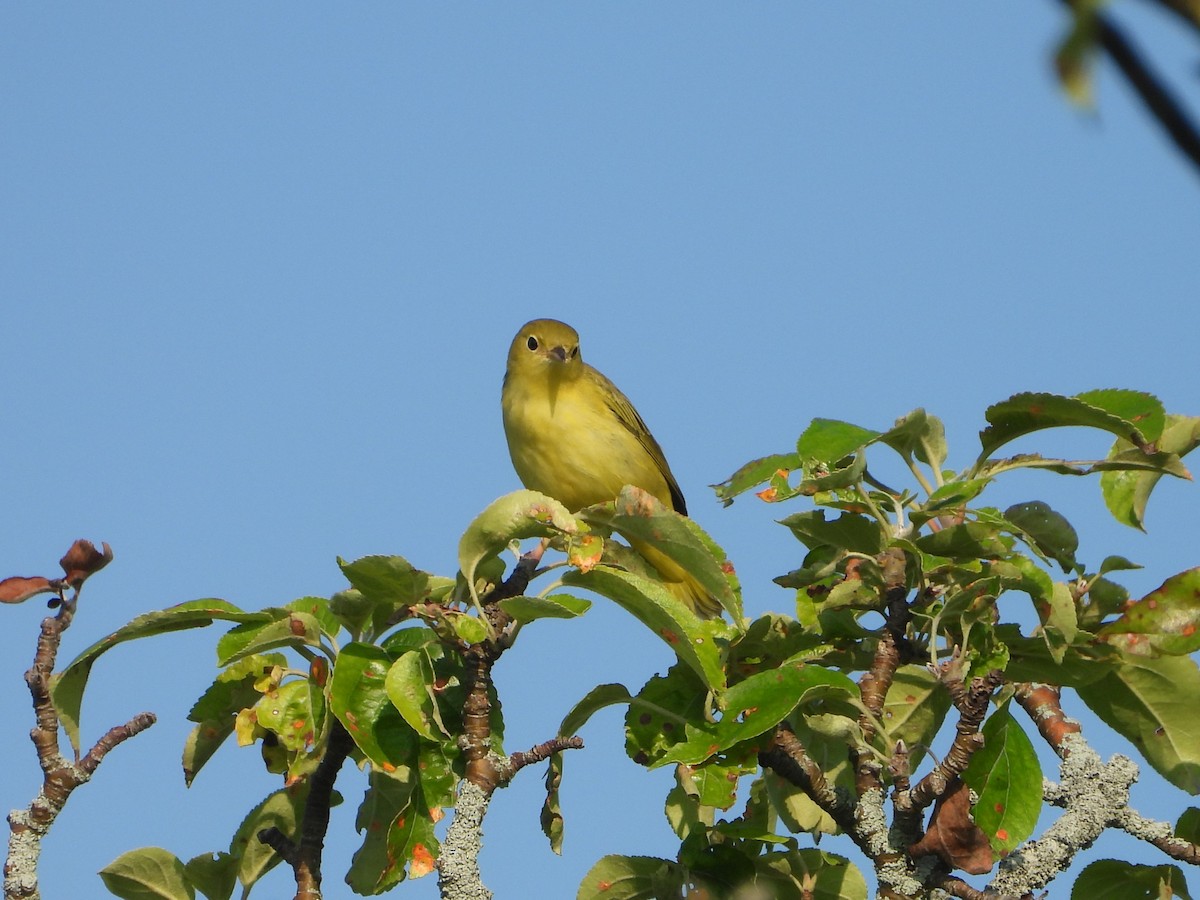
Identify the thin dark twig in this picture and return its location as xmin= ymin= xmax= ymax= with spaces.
xmin=258 ymin=719 xmax=357 ymax=898
xmin=1060 ymin=0 xmax=1200 ymax=174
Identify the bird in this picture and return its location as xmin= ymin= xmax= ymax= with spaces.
xmin=501 ymin=318 xmax=721 ymax=618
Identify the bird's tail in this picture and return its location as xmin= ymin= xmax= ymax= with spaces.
xmin=630 ymin=538 xmax=723 ymax=619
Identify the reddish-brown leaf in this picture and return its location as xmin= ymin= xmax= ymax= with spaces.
xmin=58 ymin=540 xmax=113 ymax=587
xmin=0 ymin=575 xmax=58 ymax=604
xmin=909 ymin=779 xmax=995 ymax=875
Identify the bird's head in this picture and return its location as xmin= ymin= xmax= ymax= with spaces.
xmin=506 ymin=319 xmax=584 ymax=381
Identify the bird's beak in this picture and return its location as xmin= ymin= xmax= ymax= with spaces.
xmin=550 ymin=346 xmax=568 ymax=363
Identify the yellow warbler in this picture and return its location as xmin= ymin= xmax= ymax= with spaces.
xmin=501 ymin=318 xmax=720 ymax=618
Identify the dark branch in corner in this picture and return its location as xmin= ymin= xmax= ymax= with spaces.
xmin=1135 ymin=0 xmax=1200 ymax=36
xmin=1060 ymin=0 xmax=1200 ymax=175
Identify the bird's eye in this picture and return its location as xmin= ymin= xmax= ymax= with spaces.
xmin=527 ymin=336 xmax=539 ymax=351
xmin=569 ymin=346 xmax=579 ymax=358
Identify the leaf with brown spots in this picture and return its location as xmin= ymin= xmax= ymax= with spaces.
xmin=1098 ymin=568 xmax=1200 ymax=657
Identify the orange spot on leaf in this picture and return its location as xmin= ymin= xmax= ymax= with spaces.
xmin=409 ymin=843 xmax=436 ymax=878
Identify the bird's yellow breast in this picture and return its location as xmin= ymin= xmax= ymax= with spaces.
xmin=501 ymin=366 xmax=673 ymax=512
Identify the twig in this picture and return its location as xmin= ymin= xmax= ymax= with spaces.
xmin=854 ymin=630 xmax=902 ymax=796
xmin=496 ymin=736 xmax=585 ymax=787
xmin=899 ymin=666 xmax=1003 ymax=813
xmin=257 ymin=721 xmax=356 ymax=900
xmin=759 ymin=723 xmax=858 ymax=840
xmin=436 ymin=548 xmax=577 ymax=900
xmin=6 ymin=542 xmax=154 ymax=900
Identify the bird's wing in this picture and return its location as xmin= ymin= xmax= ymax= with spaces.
xmin=584 ymin=364 xmax=688 ymax=515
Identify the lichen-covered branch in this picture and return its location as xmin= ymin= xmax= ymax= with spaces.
xmin=1013 ymin=682 xmax=1080 ymax=756
xmin=436 ymin=549 xmax=584 ymax=900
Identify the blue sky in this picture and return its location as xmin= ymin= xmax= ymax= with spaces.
xmin=3 ymin=5 xmax=1198 ymax=898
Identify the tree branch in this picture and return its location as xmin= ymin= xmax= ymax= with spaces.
xmin=6 ymin=543 xmax=154 ymax=900
xmin=899 ymin=666 xmax=1003 ymax=814
xmin=257 ymin=702 xmax=368 ymax=898
xmin=1059 ymin=0 xmax=1200 ymax=176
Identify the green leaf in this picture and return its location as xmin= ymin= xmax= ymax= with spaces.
xmin=913 ymin=523 xmax=1008 ymax=560
xmin=284 ymin=595 xmax=340 ymax=638
xmin=51 ymin=599 xmax=258 ymax=754
xmin=1102 ymin=415 xmax=1200 ymax=530
xmin=979 ymin=391 xmax=1153 ymax=460
xmin=1074 ymin=390 xmax=1165 ymax=443
xmin=656 ymin=664 xmax=856 ymax=768
xmin=1054 ymin=5 xmax=1098 ymax=107
xmin=215 ymin=611 xmax=324 ymax=667
xmin=1077 ymin=654 xmax=1200 ymax=793
xmin=499 ymin=592 xmax=592 ymax=623
xmin=882 ymin=665 xmax=952 ymax=752
xmin=998 ymin=625 xmax=1115 ymax=687
xmin=752 ymin=849 xmax=869 ymax=900
xmin=923 ymin=478 xmax=992 ymax=514
xmin=626 ymin=665 xmax=709 ymax=765
xmin=183 ymin=653 xmax=287 ymax=786
xmin=779 ymin=510 xmax=883 ymax=555
xmin=229 ymin=785 xmax=336 ymax=889
xmin=1070 ymin=859 xmax=1193 ymax=899
xmin=796 ymin=419 xmax=880 ymax=463
xmin=255 ymin=678 xmax=325 ymax=753
xmin=444 ymin=610 xmax=489 ymax=644
xmin=564 ymin=565 xmax=727 ymax=692
xmin=336 ymin=555 xmax=450 ymax=637
xmin=348 ymin=769 xmax=416 ymax=894
xmin=1097 ymin=568 xmax=1200 ymax=657
xmin=794 ymin=453 xmax=868 ymax=498
xmin=1042 ymin=581 xmax=1079 ymax=662
xmin=385 ymin=650 xmax=444 ymax=740
xmin=543 ymin=745 xmax=567 ymax=854
xmin=99 ymin=848 xmax=194 ymax=900
xmin=576 ymin=855 xmax=684 ymax=900
xmin=183 ymin=853 xmax=237 ymax=900
xmin=879 ymin=408 xmax=947 ymax=471
xmin=712 ymin=452 xmax=803 ymax=506
xmin=580 ymin=485 xmax=741 ymax=620
xmin=664 ymin=776 xmax=707 ymax=841
xmin=458 ymin=490 xmax=579 ymax=601
xmin=559 ymin=683 xmax=634 ymax=737
xmin=330 ymin=643 xmax=418 ymax=771
xmin=1099 ymin=555 xmax=1142 ymax=576
xmin=962 ymin=699 xmax=1042 ymax=853
xmin=1176 ymin=808 xmax=1200 ymax=843
xmin=347 ymin=769 xmax=439 ymax=891
xmin=1003 ymin=501 xmax=1079 ymax=573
